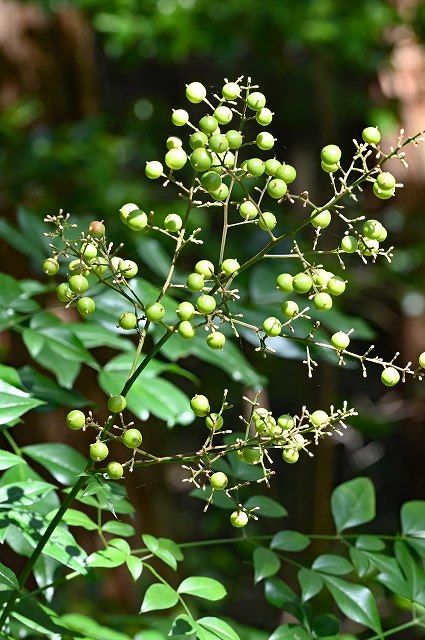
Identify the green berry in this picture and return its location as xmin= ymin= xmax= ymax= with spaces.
xmin=377 ymin=172 xmax=396 ymax=190
xmin=56 ymin=283 xmax=74 ymax=302
xmin=120 ymin=260 xmax=138 ymax=278
xmin=275 ymin=164 xmax=296 ymax=184
xmin=68 ymin=259 xmax=89 ymax=277
xmin=341 ymin=235 xmax=358 ymax=253
xmin=310 ymin=410 xmax=329 ymax=426
xmin=196 ymin=295 xmax=217 ymax=315
xmin=363 ymin=219 xmax=384 ymax=240
xmin=66 ymin=410 xmax=85 ymax=430
xmin=88 ymin=221 xmax=105 ymax=238
xmin=166 ymin=136 xmax=182 ymax=149
xmin=222 ymin=82 xmax=240 ymax=100
xmin=145 ymin=302 xmax=165 ymax=323
xmin=214 ymin=105 xmax=233 ymax=124
xmin=80 ymin=242 xmax=97 ymax=260
xmin=107 ymin=395 xmax=126 ymax=413
xmin=91 ymin=257 xmax=109 ymax=276
xmin=199 ymin=115 xmax=218 ymax=135
xmin=277 ymin=414 xmax=295 ymax=429
xmin=176 ymin=301 xmax=195 ymax=321
xmin=247 ymin=91 xmax=266 ymax=111
xmin=331 ymin=331 xmax=350 ymax=350
xmin=225 ymin=129 xmax=243 ymax=149
xmin=165 ymin=148 xmax=188 ymax=171
xmin=178 ymin=320 xmax=195 ymax=339
xmin=210 ymin=471 xmax=228 ymax=490
xmin=119 ymin=312 xmax=137 ymax=330
xmin=358 ymin=238 xmax=379 ymax=255
xmin=171 ymin=109 xmax=189 ymax=126
xmin=311 ymin=209 xmax=331 ymax=229
xmin=209 ymin=134 xmax=229 ymax=153
xmin=293 ymin=273 xmax=313 ymax=294
xmin=201 ymin=171 xmax=222 ymax=192
xmin=267 ymin=178 xmax=287 ymax=199
xmin=107 ymin=462 xmax=124 ymax=479
xmin=230 ymin=510 xmax=248 ymax=528
xmin=282 ymin=448 xmax=299 ymax=464
xmin=189 ymin=131 xmax=208 ymax=149
xmin=210 ymin=183 xmax=229 ymax=201
xmin=68 ymin=275 xmax=89 ymax=294
xmin=276 ymin=273 xmax=294 ymax=293
xmin=381 ymin=367 xmax=400 ymax=387
xmin=145 ymin=161 xmax=163 ymax=179
xmin=321 ymin=144 xmax=341 ymax=165
xmin=119 ymin=202 xmax=139 ymax=224
xmin=321 ymin=161 xmax=339 ymax=173
xmin=77 ymin=297 xmax=96 ymax=316
xmin=241 ymin=447 xmax=262 ymax=464
xmin=313 ymin=269 xmax=333 ymax=287
xmin=123 ymin=428 xmax=143 ymax=449
xmin=164 ymin=214 xmax=182 ymax=232
xmin=314 ymin=292 xmax=333 ymax=311
xmin=221 ymin=258 xmax=240 ymax=276
xmin=239 ymin=201 xmax=258 ymax=220
xmin=42 ymin=258 xmax=59 ymax=275
xmin=127 ymin=210 xmax=148 ymax=231
xmin=205 ymin=413 xmax=224 ymax=430
xmin=362 ymin=127 xmax=381 ymax=144
xmin=258 ymin=212 xmax=277 ymax=231
xmin=263 ymin=316 xmax=282 ymax=337
xmin=419 ymin=352 xmax=425 ymax=369
xmin=190 ymin=394 xmax=210 ymax=417
xmin=195 ymin=260 xmax=214 ymax=277
xmin=186 ymin=81 xmax=206 ymax=103
xmin=256 ymin=131 xmax=275 ymax=150
xmin=186 ymin=272 xmax=204 ymax=292
xmin=265 ymin=159 xmax=281 ymax=176
xmin=190 ymin=148 xmax=212 ymax=172
xmin=327 ymin=276 xmax=346 ymax=296
xmin=110 ymin=257 xmax=123 ymax=272
xmin=90 ymin=442 xmax=109 ymax=462
xmin=255 ymin=107 xmax=273 ymax=126
xmin=207 ymin=332 xmax=225 ymax=350
xmin=246 ymin=158 xmax=265 ymax=177
xmin=281 ymin=300 xmax=299 ymax=318
xmin=373 ymin=181 xmax=394 ymax=200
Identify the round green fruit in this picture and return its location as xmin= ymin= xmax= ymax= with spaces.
xmin=247 ymin=91 xmax=266 ymax=111
xmin=314 ymin=292 xmax=333 ymax=311
xmin=165 ymin=148 xmax=187 ymax=170
xmin=210 ymin=471 xmax=228 ymax=490
xmin=222 ymin=82 xmax=241 ymax=100
xmin=178 ymin=320 xmax=196 ymax=339
xmin=91 ymin=257 xmax=109 ymax=276
xmin=419 ymin=352 xmax=425 ymax=369
xmin=201 ymin=171 xmax=221 ymax=192
xmin=327 ymin=276 xmax=346 ymax=296
xmin=321 ymin=161 xmax=339 ymax=173
xmin=293 ymin=273 xmax=313 ymax=294
xmin=77 ymin=297 xmax=96 ymax=316
xmin=381 ymin=366 xmax=400 ymax=387
xmin=196 ymin=294 xmax=217 ymax=315
xmin=210 ymin=183 xmax=229 ymax=201
xmin=373 ymin=181 xmax=394 ymax=200
xmin=276 ymin=273 xmax=294 ymax=293
xmin=331 ymin=331 xmax=350 ymax=350
xmin=265 ymin=159 xmax=281 ymax=176
xmin=241 ymin=447 xmax=262 ymax=464
xmin=66 ymin=410 xmax=85 ymax=430
xmin=363 ymin=219 xmax=384 ymax=240
xmin=120 ymin=260 xmax=138 ymax=278
xmin=205 ymin=413 xmax=224 ymax=430
xmin=246 ymin=158 xmax=265 ymax=177
xmin=221 ymin=258 xmax=240 ymax=276
xmin=256 ymin=131 xmax=275 ymax=150
xmin=230 ymin=510 xmax=248 ymax=528
xmin=68 ymin=275 xmax=89 ymax=294
xmin=258 ymin=212 xmax=277 ymax=231
xmin=239 ymin=201 xmax=258 ymax=220
xmin=281 ymin=300 xmax=299 ymax=318
xmin=164 ymin=213 xmax=182 ymax=232
xmin=107 ymin=395 xmax=127 ymax=414
xmin=377 ymin=172 xmax=396 ymax=190
xmin=145 ymin=302 xmax=165 ymax=323
xmin=277 ymin=414 xmax=295 ymax=429
xmin=171 ymin=109 xmax=189 ymax=126
xmin=189 ymin=131 xmax=208 ymax=149
xmin=209 ymin=134 xmax=229 ymax=153
xmin=145 ymin=160 xmax=163 ymax=179
xmin=176 ymin=301 xmax=195 ymax=321
xmin=362 ymin=127 xmax=381 ymax=145
xmin=119 ymin=202 xmax=139 ymax=224
xmin=90 ymin=442 xmax=109 ymax=462
xmin=340 ymin=235 xmax=358 ymax=253
xmin=358 ymin=238 xmax=379 ymax=255
xmin=80 ymin=242 xmax=97 ymax=260
xmin=207 ymin=332 xmax=225 ymax=350
xmin=107 ymin=462 xmax=124 ymax=479
xmin=190 ymin=394 xmax=210 ymax=417
xmin=123 ymin=428 xmax=143 ymax=449
xmin=310 ymin=410 xmax=329 ymax=426
xmin=225 ymin=129 xmax=243 ymax=149
xmin=119 ymin=312 xmax=137 ymax=330
xmin=42 ymin=258 xmax=59 ymax=275
xmin=267 ymin=178 xmax=287 ymax=199
xmin=311 ymin=209 xmax=331 ymax=229
xmin=263 ymin=316 xmax=282 ymax=337
xmin=186 ymin=272 xmax=204 ymax=292
xmin=321 ymin=144 xmax=341 ymax=165
xmin=166 ymin=136 xmax=182 ymax=149
xmin=275 ymin=164 xmax=296 ymax=184
xmin=255 ymin=107 xmax=273 ymax=126
xmin=186 ymin=81 xmax=207 ymax=103
xmin=195 ymin=259 xmax=214 ymax=277
xmin=199 ymin=116 xmax=218 ymax=134
xmin=190 ymin=148 xmax=212 ymax=172
xmin=68 ymin=259 xmax=89 ymax=277
xmin=214 ymin=105 xmax=233 ymax=124
xmin=127 ymin=210 xmax=148 ymax=231
xmin=56 ymin=283 xmax=74 ymax=302
xmin=282 ymin=448 xmax=299 ymax=464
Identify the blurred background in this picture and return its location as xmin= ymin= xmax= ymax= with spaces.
xmin=1 ymin=0 xmax=425 ymax=636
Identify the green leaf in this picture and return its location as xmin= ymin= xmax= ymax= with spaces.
xmin=126 ymin=555 xmax=143 ymax=581
xmin=33 ymin=554 xmax=60 ymax=602
xmin=394 ymin=541 xmax=425 ymax=605
xmin=142 ymin=534 xmax=181 ymax=570
xmin=19 ymin=365 xmax=89 ymax=409
xmin=269 ymin=625 xmax=310 ymax=640
xmin=271 ymin=531 xmax=310 ymax=552
xmin=71 ymin=322 xmax=134 ymax=352
xmin=349 ymin=547 xmax=370 ymax=577
xmin=355 ymin=535 xmax=386 ymax=551
xmin=0 ymin=562 xmax=19 ymax=589
xmin=312 ymin=614 xmax=340 ymax=637
xmin=312 ymin=554 xmax=353 ymax=576
xmin=22 ymin=443 xmax=86 ymax=486
xmin=140 ymin=583 xmax=179 ymax=613
xmin=12 ymin=597 xmax=81 ymax=636
xmin=102 ymin=521 xmax=136 ymax=537
xmin=323 ymin=575 xmax=381 ymax=633
xmin=196 ymin=617 xmax=241 ymax=640
xmin=253 ymin=547 xmax=281 ymax=583
xmin=178 ymin=576 xmax=226 ymax=601
xmin=0 ymin=375 xmax=45 ymax=426
xmin=0 ymin=450 xmax=22 ymax=470
xmin=331 ymin=477 xmax=375 ymax=533
xmin=61 ymin=612 xmax=133 ymax=640
xmin=264 ymin=577 xmax=298 ymax=613
xmin=244 ymin=495 xmax=287 ymax=518
xmin=297 ymin=568 xmax=324 ymax=603
xmin=0 ymin=480 xmax=56 ymax=506
xmin=0 ymin=364 xmax=23 ymax=388
xmin=401 ymin=501 xmax=425 ymax=554
xmin=169 ymin=613 xmax=197 ymax=639
xmin=87 ymin=539 xmax=130 ymax=568
xmin=60 ymin=509 xmax=98 ymax=531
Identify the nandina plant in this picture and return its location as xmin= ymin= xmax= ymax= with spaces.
xmin=0 ymin=77 xmax=425 ymax=639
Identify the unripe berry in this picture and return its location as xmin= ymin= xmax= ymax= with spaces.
xmin=256 ymin=131 xmax=275 ymax=150
xmin=293 ymin=273 xmax=313 ymax=294
xmin=240 ymin=447 xmax=262 ymax=465
xmin=127 ymin=210 xmax=148 ymax=231
xmin=225 ymin=130 xmax=243 ymax=149
xmin=201 ymin=171 xmax=222 ymax=192
xmin=246 ymin=158 xmax=265 ymax=177
xmin=107 ymin=462 xmax=124 ymax=479
xmin=214 ymin=105 xmax=233 ymax=124
xmin=205 ymin=413 xmax=224 ymax=430
xmin=91 ymin=257 xmax=109 ymax=276
xmin=176 ymin=301 xmax=195 ymax=321
xmin=42 ymin=258 xmax=59 ymax=275
xmin=66 ymin=410 xmax=85 ymax=430
xmin=186 ymin=81 xmax=207 ymax=103
xmin=120 ymin=260 xmax=138 ymax=278
xmin=196 ymin=295 xmax=217 ymax=315
xmin=362 ymin=127 xmax=381 ymax=145
xmin=145 ymin=160 xmax=164 ymax=179
xmin=265 ymin=159 xmax=281 ymax=176
xmin=123 ymin=428 xmax=143 ymax=449
xmin=247 ymin=91 xmax=266 ymax=111
xmin=331 ymin=331 xmax=350 ymax=350
xmin=119 ymin=312 xmax=137 ymax=330
xmin=56 ymin=283 xmax=74 ymax=302
xmin=377 ymin=172 xmax=396 ymax=190
xmin=77 ymin=297 xmax=96 ymax=316
xmin=239 ymin=201 xmax=258 ymax=220
xmin=189 ymin=131 xmax=208 ymax=149
xmin=210 ymin=471 xmax=228 ymax=490
xmin=230 ymin=510 xmax=248 ymax=528
xmin=178 ymin=320 xmax=196 ymax=339
xmin=275 ymin=164 xmax=296 ymax=184
xmin=165 ymin=148 xmax=188 ymax=170
xmin=341 ymin=235 xmax=358 ymax=253
xmin=90 ymin=442 xmax=109 ymax=462
xmin=119 ymin=203 xmax=139 ymax=224
xmin=186 ymin=272 xmax=204 ymax=292
xmin=321 ymin=144 xmax=341 ymax=165
xmin=199 ymin=115 xmax=218 ymax=135
xmin=281 ymin=300 xmax=299 ymax=318
xmin=256 ymin=107 xmax=273 ymax=126
xmin=327 ymin=276 xmax=346 ymax=296
xmin=207 ymin=332 xmax=225 ymax=350
xmin=145 ymin=302 xmax=165 ymax=323
xmin=88 ymin=221 xmax=105 ymax=238
xmin=276 ymin=273 xmax=294 ymax=293
xmin=190 ymin=148 xmax=212 ymax=172
xmin=195 ymin=260 xmax=214 ymax=278
xmin=419 ymin=352 xmax=425 ymax=369
xmin=282 ymin=448 xmax=299 ymax=464
xmin=171 ymin=109 xmax=189 ymax=126
xmin=277 ymin=414 xmax=295 ymax=430
xmin=381 ymin=367 xmax=400 ymax=387
xmin=258 ymin=212 xmax=277 ymax=231
xmin=267 ymin=178 xmax=287 ymax=199
xmin=210 ymin=183 xmax=229 ymax=201
xmin=310 ymin=410 xmax=329 ymax=426
xmin=263 ymin=316 xmax=282 ymax=337
xmin=363 ymin=219 xmax=383 ymax=240
xmin=373 ymin=181 xmax=394 ymax=200
xmin=190 ymin=394 xmax=210 ymax=417
xmin=314 ymin=292 xmax=333 ymax=311
xmin=166 ymin=136 xmax=182 ymax=149
xmin=221 ymin=258 xmax=240 ymax=276
xmin=80 ymin=242 xmax=97 ymax=260
xmin=311 ymin=209 xmax=331 ymax=229
xmin=107 ymin=395 xmax=126 ymax=413
xmin=222 ymin=82 xmax=241 ymax=100
xmin=68 ymin=275 xmax=89 ymax=294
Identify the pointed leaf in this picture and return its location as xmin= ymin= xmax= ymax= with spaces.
xmin=140 ymin=583 xmax=179 ymax=613
xmin=349 ymin=547 xmax=370 ymax=578
xmin=312 ymin=554 xmax=353 ymax=576
xmin=298 ymin=568 xmax=324 ymax=603
xmin=0 ymin=375 xmax=45 ymax=426
xmin=126 ymin=555 xmax=143 ymax=582
xmin=355 ymin=535 xmax=385 ymax=551
xmin=0 ymin=451 xmax=22 ymax=470
xmin=178 ymin=576 xmax=226 ymax=601
xmin=169 ymin=613 xmax=197 ymax=638
xmin=324 ymin=575 xmax=381 ymax=633
xmin=196 ymin=617 xmax=241 ymax=640
xmin=271 ymin=531 xmax=310 ymax=552
xmin=0 ymin=562 xmax=19 ymax=589
xmin=244 ymin=495 xmax=287 ymax=518
xmin=331 ymin=477 xmax=375 ymax=533
xmin=142 ymin=534 xmax=179 ymax=570
xmin=253 ymin=547 xmax=281 ymax=583
xmin=61 ymin=612 xmax=132 ymax=640
xmin=60 ymin=509 xmax=98 ymax=531
xmin=22 ymin=443 xmax=86 ymax=486
xmin=269 ymin=625 xmax=310 ymax=640
xmin=102 ymin=521 xmax=135 ymax=537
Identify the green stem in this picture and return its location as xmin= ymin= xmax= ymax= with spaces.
xmin=2 ymin=430 xmax=21 ymax=456
xmin=365 ymin=613 xmax=425 ymax=639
